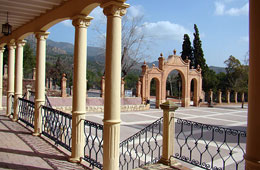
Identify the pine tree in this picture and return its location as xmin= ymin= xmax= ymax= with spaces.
xmin=193 ymin=24 xmax=208 ymax=75
xmin=181 ymin=34 xmax=194 ymax=67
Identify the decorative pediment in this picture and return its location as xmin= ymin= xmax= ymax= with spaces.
xmin=167 ymin=54 xmax=188 ymax=66
xmin=147 ymin=67 xmax=163 ymax=74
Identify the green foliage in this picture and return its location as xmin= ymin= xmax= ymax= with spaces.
xmin=224 ymin=55 xmax=248 ymax=93
xmin=23 ymin=43 xmax=36 ymax=78
xmin=124 ymin=71 xmax=139 ymax=90
xmin=203 ymin=69 xmax=218 ymax=92
xmin=181 ymin=34 xmax=194 ymax=67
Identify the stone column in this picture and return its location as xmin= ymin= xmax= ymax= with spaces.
xmin=32 ymin=68 xmax=36 ymax=80
xmin=159 ymin=101 xmax=178 ymax=165
xmin=226 ymin=90 xmax=230 ymax=104
xmin=6 ymin=43 xmax=16 ymax=117
xmin=26 ymin=85 xmax=32 ymax=100
xmin=46 ymin=78 xmax=49 ymax=89
xmin=136 ymin=79 xmax=141 ymax=97
xmin=0 ymin=47 xmax=5 ymax=110
xmin=121 ymin=77 xmax=125 ymax=98
xmin=13 ymin=40 xmax=26 ymax=121
xmin=234 ymin=91 xmax=238 ymax=103
xmin=3 ymin=64 xmax=8 ymax=79
xmin=49 ymin=78 xmax=53 ymax=90
xmin=33 ymin=32 xmax=49 ymax=136
xmin=61 ymin=73 xmax=67 ymax=98
xmin=69 ymin=15 xmax=92 ymax=163
xmin=242 ymin=92 xmax=245 ymax=103
xmin=101 ymin=76 xmax=105 ymax=98
xmin=245 ymin=1 xmax=260 ymax=169
xmin=101 ymin=2 xmax=129 ymax=170
xmin=218 ymin=89 xmax=222 ymax=104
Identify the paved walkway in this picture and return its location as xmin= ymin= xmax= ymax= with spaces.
xmin=0 ymin=110 xmax=89 ymax=170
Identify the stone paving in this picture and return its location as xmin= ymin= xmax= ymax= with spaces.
xmin=0 ymin=110 xmax=89 ymax=170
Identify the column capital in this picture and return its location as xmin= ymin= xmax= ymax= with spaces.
xmin=16 ymin=40 xmax=26 ymax=47
xmin=72 ymin=15 xmax=93 ymax=28
xmin=0 ymin=47 xmax=5 ymax=53
xmin=101 ymin=1 xmax=129 ymax=17
xmin=7 ymin=42 xmax=16 ymax=50
xmin=35 ymin=32 xmax=50 ymax=40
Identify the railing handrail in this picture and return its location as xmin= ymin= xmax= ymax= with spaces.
xmin=174 ymin=116 xmax=247 ymax=134
xmin=120 ymin=117 xmax=163 ymax=146
xmin=42 ymin=105 xmax=71 ymax=118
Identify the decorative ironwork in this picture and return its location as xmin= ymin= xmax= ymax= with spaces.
xmin=41 ymin=106 xmax=72 ymax=151
xmin=83 ymin=119 xmax=104 ymax=169
xmin=18 ymin=97 xmax=35 ymax=128
xmin=27 ymin=90 xmax=52 ymax=108
xmin=119 ymin=117 xmax=163 ymax=170
xmin=11 ymin=95 xmax=14 ymax=116
xmin=173 ymin=117 xmax=246 ymax=170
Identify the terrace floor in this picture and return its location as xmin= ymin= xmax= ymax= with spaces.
xmin=0 ymin=109 xmax=89 ymax=170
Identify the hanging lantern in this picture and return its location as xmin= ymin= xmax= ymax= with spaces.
xmin=2 ymin=12 xmax=12 ymax=36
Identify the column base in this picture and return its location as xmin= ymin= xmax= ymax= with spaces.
xmin=158 ymin=157 xmax=182 ymax=168
xmin=68 ymin=157 xmax=81 ymax=163
xmin=32 ymin=132 xmax=41 ymax=136
xmin=12 ymin=118 xmax=18 ymax=122
xmin=245 ymin=154 xmax=260 ymax=170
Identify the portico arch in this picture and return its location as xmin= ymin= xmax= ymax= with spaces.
xmin=140 ymin=50 xmax=202 ymax=107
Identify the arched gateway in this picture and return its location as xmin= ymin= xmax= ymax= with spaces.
xmin=137 ymin=50 xmax=203 ymax=108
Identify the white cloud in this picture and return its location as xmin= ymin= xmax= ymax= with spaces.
xmin=240 ymin=36 xmax=249 ymax=43
xmin=214 ymin=2 xmax=249 ymax=16
xmin=61 ymin=20 xmax=72 ymax=27
xmin=226 ymin=3 xmax=248 ymax=16
xmin=142 ymin=21 xmax=192 ymax=42
xmin=215 ymin=2 xmax=225 ymax=15
xmin=128 ymin=5 xmax=144 ymax=18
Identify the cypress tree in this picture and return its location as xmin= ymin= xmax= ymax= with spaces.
xmin=193 ymin=24 xmax=208 ymax=75
xmin=181 ymin=34 xmax=194 ymax=67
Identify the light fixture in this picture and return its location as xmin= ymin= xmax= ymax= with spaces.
xmin=2 ymin=12 xmax=12 ymax=36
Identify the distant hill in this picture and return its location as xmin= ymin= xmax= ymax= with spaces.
xmin=209 ymin=66 xmax=226 ymax=74
xmin=25 ymin=36 xmax=226 ymax=75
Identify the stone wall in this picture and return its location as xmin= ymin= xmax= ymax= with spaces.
xmin=3 ymin=78 xmax=35 ymax=96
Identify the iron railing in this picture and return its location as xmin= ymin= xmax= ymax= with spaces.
xmin=173 ymin=118 xmax=246 ymax=170
xmin=83 ymin=119 xmax=104 ymax=169
xmin=11 ymin=95 xmax=14 ymax=116
xmin=41 ymin=106 xmax=72 ymax=151
xmin=18 ymin=97 xmax=35 ymax=128
xmin=28 ymin=90 xmax=52 ymax=108
xmin=119 ymin=117 xmax=163 ymax=170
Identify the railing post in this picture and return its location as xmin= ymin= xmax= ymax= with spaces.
xmin=159 ymin=100 xmax=179 ymax=166
xmin=26 ymin=85 xmax=32 ymax=100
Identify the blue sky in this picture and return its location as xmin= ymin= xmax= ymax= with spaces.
xmin=48 ymin=0 xmax=249 ymax=67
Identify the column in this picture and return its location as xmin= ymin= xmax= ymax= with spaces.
xmin=6 ymin=43 xmax=16 ymax=117
xmin=33 ymin=32 xmax=49 ymax=136
xmin=121 ymin=77 xmax=125 ymax=98
xmin=136 ymin=79 xmax=141 ymax=97
xmin=159 ymin=101 xmax=178 ymax=165
xmin=3 ymin=64 xmax=8 ymax=79
xmin=61 ymin=73 xmax=67 ymax=98
xmin=101 ymin=76 xmax=105 ymax=98
xmin=32 ymin=67 xmax=36 ymax=80
xmin=69 ymin=15 xmax=92 ymax=162
xmin=13 ymin=40 xmax=26 ymax=121
xmin=0 ymin=47 xmax=5 ymax=110
xmin=218 ymin=89 xmax=222 ymax=104
xmin=245 ymin=1 xmax=260 ymax=169
xmin=101 ymin=2 xmax=129 ymax=170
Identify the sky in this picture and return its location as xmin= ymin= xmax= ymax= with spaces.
xmin=47 ymin=0 xmax=249 ymax=67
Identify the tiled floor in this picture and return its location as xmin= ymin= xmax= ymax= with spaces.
xmin=0 ymin=110 xmax=89 ymax=170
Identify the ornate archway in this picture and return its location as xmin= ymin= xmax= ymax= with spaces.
xmin=138 ymin=50 xmax=202 ymax=108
